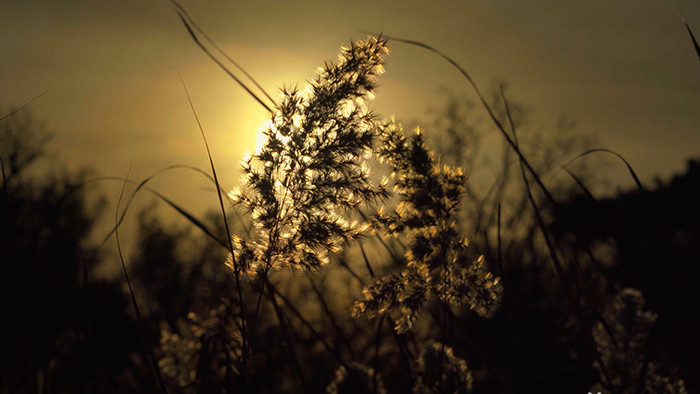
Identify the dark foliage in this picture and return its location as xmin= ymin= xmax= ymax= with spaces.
xmin=1 ymin=108 xmax=142 ymax=393
xmin=552 ymin=159 xmax=700 ymax=392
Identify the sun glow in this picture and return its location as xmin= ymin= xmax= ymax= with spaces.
xmin=255 ymin=121 xmax=270 ymax=154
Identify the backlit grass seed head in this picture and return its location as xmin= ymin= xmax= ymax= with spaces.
xmin=353 ymin=119 xmax=503 ymax=332
xmin=228 ymin=36 xmax=389 ymax=273
xmin=159 ymin=305 xmax=243 ymax=390
xmin=326 ymin=363 xmax=387 ymax=394
xmin=414 ymin=342 xmax=473 ymax=394
xmin=159 ymin=331 xmax=199 ymax=388
xmin=591 ymin=288 xmax=687 ymax=393
xmin=226 ymin=235 xmax=258 ymax=273
xmin=351 ymin=263 xmax=431 ymax=332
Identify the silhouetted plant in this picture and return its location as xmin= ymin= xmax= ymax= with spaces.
xmin=414 ymin=341 xmax=473 ymax=394
xmin=591 ymin=288 xmax=687 ymax=393
xmin=228 ymin=36 xmax=389 ymax=274
xmin=159 ymin=304 xmax=243 ymax=391
xmin=326 ymin=363 xmax=386 ymax=394
xmin=352 ymin=119 xmax=502 ymax=332
xmin=195 ymin=35 xmax=503 ymax=391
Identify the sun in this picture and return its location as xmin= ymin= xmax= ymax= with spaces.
xmin=254 ymin=120 xmax=272 ymax=154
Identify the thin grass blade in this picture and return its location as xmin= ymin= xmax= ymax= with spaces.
xmin=673 ymin=0 xmax=700 ymax=66
xmin=151 ymin=190 xmax=228 ymax=248
xmin=178 ymin=72 xmax=250 ymax=371
xmin=175 ymin=11 xmax=272 ymax=113
xmin=97 ymin=165 xmax=224 ymax=249
xmin=564 ymin=148 xmax=645 ymax=191
xmin=114 ymin=168 xmax=169 ymax=394
xmin=0 ymin=91 xmax=48 ymax=122
xmin=685 ymin=22 xmax=700 ymax=65
xmin=382 ymin=34 xmax=558 ymax=206
xmin=169 ymin=0 xmax=277 ymax=106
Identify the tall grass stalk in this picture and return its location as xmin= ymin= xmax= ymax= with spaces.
xmin=114 ymin=168 xmax=168 ymax=393
xmin=172 ymin=3 xmax=274 ymax=113
xmin=177 ymin=73 xmax=250 ymax=375
xmin=382 ymin=35 xmax=558 ymax=206
xmin=169 ymin=0 xmax=277 ymax=107
xmin=0 ymin=92 xmax=48 ymax=122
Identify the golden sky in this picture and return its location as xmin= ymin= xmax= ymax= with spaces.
xmin=2 ymin=0 xmax=699 ymax=216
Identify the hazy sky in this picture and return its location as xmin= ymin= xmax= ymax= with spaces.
xmin=2 ymin=0 xmax=699 ymax=217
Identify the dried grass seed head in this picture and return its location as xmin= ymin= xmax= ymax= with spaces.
xmin=228 ymin=36 xmax=389 ymax=273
